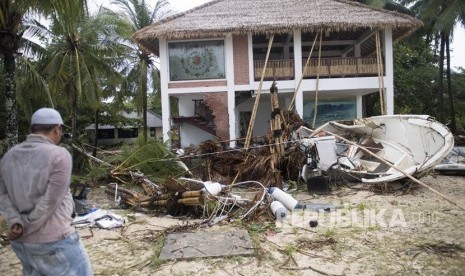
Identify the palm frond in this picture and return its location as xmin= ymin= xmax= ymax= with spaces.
xmin=16 ymin=57 xmax=54 ymax=114
xmin=110 ymin=138 xmax=184 ymax=181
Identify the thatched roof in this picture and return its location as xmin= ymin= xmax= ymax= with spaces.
xmin=133 ymin=0 xmax=422 ymax=53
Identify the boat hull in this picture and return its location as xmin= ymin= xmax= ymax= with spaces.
xmin=298 ymin=115 xmax=454 ymax=183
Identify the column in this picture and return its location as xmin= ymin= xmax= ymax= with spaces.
xmin=225 ymin=34 xmax=236 ymax=148
xmin=293 ymin=30 xmax=303 ymax=117
xmin=384 ymin=28 xmax=394 ymax=115
xmin=159 ymin=38 xmax=171 ymax=143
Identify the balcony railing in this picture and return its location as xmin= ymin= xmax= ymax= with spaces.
xmin=253 ymin=57 xmax=381 ymax=81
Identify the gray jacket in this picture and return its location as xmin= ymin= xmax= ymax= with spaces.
xmin=0 ymin=134 xmax=75 ymax=243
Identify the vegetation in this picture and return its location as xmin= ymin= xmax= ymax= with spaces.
xmin=401 ymin=0 xmax=465 ymax=132
xmin=104 ymin=0 xmax=170 ymax=143
xmin=0 ymin=0 xmax=465 ymax=162
xmin=0 ymin=0 xmax=88 ymax=153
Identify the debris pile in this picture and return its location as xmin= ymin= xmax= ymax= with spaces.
xmin=104 ymin=171 xmax=274 ymax=224
xmin=196 ymin=110 xmax=307 ymax=186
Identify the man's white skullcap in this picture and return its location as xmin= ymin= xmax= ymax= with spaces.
xmin=31 ymin=108 xmax=64 ymax=125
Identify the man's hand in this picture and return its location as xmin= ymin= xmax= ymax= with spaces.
xmin=8 ymin=223 xmax=23 ymax=240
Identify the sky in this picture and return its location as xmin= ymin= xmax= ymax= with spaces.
xmin=90 ymin=0 xmax=464 ymax=70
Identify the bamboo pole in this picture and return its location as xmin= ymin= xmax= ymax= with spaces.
xmin=143 ymin=200 xmax=168 ymax=206
xmin=312 ymin=30 xmax=323 ymax=129
xmin=232 ymin=35 xmax=275 ymax=184
xmin=178 ymin=197 xmax=202 ymax=205
xmin=182 ymin=190 xmax=202 ymax=198
xmin=313 ymin=129 xmax=465 ymax=211
xmin=288 ymin=32 xmax=320 ymax=111
xmin=375 ymin=31 xmax=386 ymax=115
xmin=268 ymin=120 xmax=281 ymax=186
xmin=244 ymin=34 xmax=275 ymax=150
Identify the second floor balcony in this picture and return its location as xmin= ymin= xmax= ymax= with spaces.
xmin=253 ymin=57 xmax=382 ymax=81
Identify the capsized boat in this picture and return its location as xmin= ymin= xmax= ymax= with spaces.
xmin=294 ymin=115 xmax=454 ymax=183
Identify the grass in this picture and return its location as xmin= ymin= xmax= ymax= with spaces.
xmin=357 ymin=202 xmax=369 ymax=211
xmin=291 ymin=227 xmax=300 ymax=235
xmin=0 ymin=219 xmax=7 ymax=245
xmin=150 ymin=235 xmax=167 ymax=269
xmin=283 ymin=244 xmax=297 ymax=256
xmin=225 ymin=255 xmax=244 ymax=264
xmin=244 ymin=221 xmax=277 ymax=262
xmin=0 ymin=219 xmax=7 ymax=234
xmin=323 ymin=228 xmax=337 ymax=238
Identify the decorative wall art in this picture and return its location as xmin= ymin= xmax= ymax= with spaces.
xmin=169 ymin=40 xmax=226 ymax=81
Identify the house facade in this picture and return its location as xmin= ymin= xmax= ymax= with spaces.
xmin=85 ymin=111 xmax=163 ymax=145
xmin=133 ymin=0 xmax=422 ymax=148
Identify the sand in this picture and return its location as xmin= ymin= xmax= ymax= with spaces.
xmin=1 ymin=174 xmax=465 ymax=275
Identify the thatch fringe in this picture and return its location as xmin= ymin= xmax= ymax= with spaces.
xmin=132 ymin=0 xmax=422 ymax=42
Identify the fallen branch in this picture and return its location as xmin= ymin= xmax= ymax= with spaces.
xmin=71 ymin=143 xmax=112 ymax=166
xmin=280 ymin=265 xmax=343 ymax=276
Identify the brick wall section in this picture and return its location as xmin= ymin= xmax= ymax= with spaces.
xmin=203 ymin=92 xmax=229 ymax=141
xmin=233 ymin=34 xmax=249 ymax=85
xmin=169 ymin=80 xmax=227 ymax=89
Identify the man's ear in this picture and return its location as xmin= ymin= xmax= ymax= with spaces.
xmin=53 ymin=126 xmax=61 ymax=135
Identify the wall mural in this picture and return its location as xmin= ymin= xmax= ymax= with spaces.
xmin=303 ymin=98 xmax=356 ymax=127
xmin=169 ymin=40 xmax=225 ymax=81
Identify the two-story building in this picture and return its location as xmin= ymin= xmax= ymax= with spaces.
xmin=133 ymin=0 xmax=422 ymax=148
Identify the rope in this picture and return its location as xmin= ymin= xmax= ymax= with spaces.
xmin=80 ymin=138 xmax=395 ymax=166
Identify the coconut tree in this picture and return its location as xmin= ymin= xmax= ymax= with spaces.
xmin=0 ymin=0 xmax=86 ymax=153
xmin=41 ymin=6 xmax=127 ymax=158
xmin=106 ymin=0 xmax=170 ymax=143
xmin=403 ymin=0 xmax=465 ymax=131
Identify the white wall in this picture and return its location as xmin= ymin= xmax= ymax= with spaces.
xmin=178 ymin=94 xmax=201 ymax=116
xmin=180 ymin=124 xmax=216 ymax=147
xmin=177 ymin=94 xmax=218 ymax=147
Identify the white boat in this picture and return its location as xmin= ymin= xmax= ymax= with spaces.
xmin=294 ymin=115 xmax=454 ymax=183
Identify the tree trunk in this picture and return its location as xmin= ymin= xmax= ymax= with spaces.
xmin=3 ymin=52 xmax=17 ymax=154
xmin=71 ymin=87 xmax=79 ymax=172
xmin=438 ymin=32 xmax=445 ymax=123
xmin=143 ymin=92 xmax=148 ymax=144
xmin=142 ymin=69 xmax=148 ymax=144
xmin=92 ymin=108 xmax=99 ymax=157
xmin=445 ymin=34 xmax=456 ymax=133
xmin=71 ymin=89 xmax=78 ymax=143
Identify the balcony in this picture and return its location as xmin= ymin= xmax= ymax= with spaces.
xmin=253 ymin=57 xmax=381 ymax=81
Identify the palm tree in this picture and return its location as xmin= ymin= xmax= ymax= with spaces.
xmin=41 ymin=7 xmax=126 ymax=149
xmin=403 ymin=0 xmax=465 ymax=131
xmin=106 ymin=0 xmax=170 ymax=143
xmin=0 ymin=0 xmax=86 ymax=153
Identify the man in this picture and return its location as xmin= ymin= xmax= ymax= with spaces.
xmin=0 ymin=107 xmax=92 ymax=275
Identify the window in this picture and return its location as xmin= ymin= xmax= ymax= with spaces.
xmin=118 ymin=128 xmax=138 ymax=138
xmin=168 ymin=40 xmax=225 ymax=81
xmin=97 ymin=129 xmax=115 ymax=139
